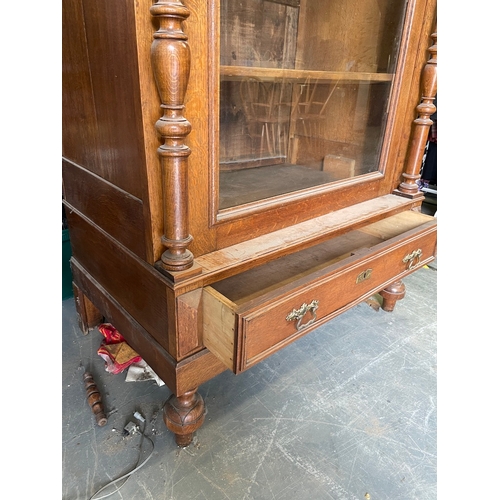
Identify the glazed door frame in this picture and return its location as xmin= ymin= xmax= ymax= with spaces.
xmin=165 ymin=0 xmax=436 ymax=258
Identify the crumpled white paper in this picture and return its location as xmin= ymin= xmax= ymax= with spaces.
xmin=125 ymin=359 xmax=165 ymax=386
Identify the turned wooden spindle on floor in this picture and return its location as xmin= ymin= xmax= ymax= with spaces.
xmin=83 ymin=371 xmax=107 ymax=427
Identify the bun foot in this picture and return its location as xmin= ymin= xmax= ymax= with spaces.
xmin=380 ymin=280 xmax=406 ymax=312
xmin=163 ymin=388 xmax=205 ymax=447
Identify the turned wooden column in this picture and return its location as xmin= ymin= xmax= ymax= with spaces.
xmin=150 ymin=1 xmax=194 ymax=271
xmin=397 ymin=32 xmax=437 ymax=197
xmin=380 ymin=280 xmax=406 ymax=312
xmin=163 ymin=388 xmax=206 ymax=447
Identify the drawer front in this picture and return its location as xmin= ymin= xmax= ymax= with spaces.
xmin=237 ymin=226 xmax=436 ymax=372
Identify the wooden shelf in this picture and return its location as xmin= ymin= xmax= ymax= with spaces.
xmin=220 ymin=65 xmax=393 ymax=83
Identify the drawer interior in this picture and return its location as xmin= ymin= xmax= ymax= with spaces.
xmin=209 ymin=211 xmax=435 ymax=306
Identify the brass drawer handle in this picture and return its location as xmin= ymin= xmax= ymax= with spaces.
xmin=403 ymin=248 xmax=423 ymax=270
xmin=286 ymin=300 xmax=319 ymax=331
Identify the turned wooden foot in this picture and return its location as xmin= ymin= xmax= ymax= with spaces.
xmin=163 ymin=388 xmax=205 ymax=447
xmin=380 ymin=280 xmax=406 ymax=312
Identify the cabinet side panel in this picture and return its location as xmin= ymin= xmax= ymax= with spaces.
xmin=62 ymin=0 xmax=100 ymax=173
xmin=62 ymin=0 xmax=147 ymax=199
xmin=63 ymin=159 xmax=147 ymax=260
xmin=66 ymin=210 xmax=172 ymax=354
xmin=71 ymin=260 xmax=178 ymax=393
xmin=71 ymin=260 xmax=227 ymax=395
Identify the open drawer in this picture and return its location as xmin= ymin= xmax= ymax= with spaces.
xmin=202 ymin=210 xmax=436 ymax=374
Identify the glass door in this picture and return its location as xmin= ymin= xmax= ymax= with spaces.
xmin=218 ymin=0 xmax=408 ymax=211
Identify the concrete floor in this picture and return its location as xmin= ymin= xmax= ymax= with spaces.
xmin=62 ymin=263 xmax=437 ymax=500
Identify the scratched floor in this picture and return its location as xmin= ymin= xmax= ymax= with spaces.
xmin=62 ymin=262 xmax=437 ymax=500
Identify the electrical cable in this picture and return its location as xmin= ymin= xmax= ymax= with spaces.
xmin=88 ymin=420 xmax=155 ymax=500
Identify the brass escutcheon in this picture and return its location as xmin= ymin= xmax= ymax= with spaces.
xmin=356 ymin=268 xmax=372 ymax=284
xmin=403 ymin=248 xmax=423 ymax=270
xmin=286 ymin=299 xmax=319 ymax=331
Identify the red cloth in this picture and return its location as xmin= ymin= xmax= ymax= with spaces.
xmin=97 ymin=323 xmax=142 ymax=374
xmin=98 ymin=323 xmax=127 ymax=344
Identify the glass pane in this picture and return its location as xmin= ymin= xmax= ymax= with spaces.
xmin=219 ymin=0 xmax=407 ymax=210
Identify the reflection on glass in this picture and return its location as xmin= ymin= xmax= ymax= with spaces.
xmin=219 ymin=0 xmax=407 ymax=210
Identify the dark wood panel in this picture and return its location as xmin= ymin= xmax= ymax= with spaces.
xmin=84 ymin=0 xmax=147 ymax=198
xmin=66 ymin=209 xmax=172 ymax=354
xmin=62 ymin=0 xmax=100 ymax=172
xmin=63 ymin=159 xmax=147 ymax=260
xmin=62 ymin=0 xmax=147 ymax=199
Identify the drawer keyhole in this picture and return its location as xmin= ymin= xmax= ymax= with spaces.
xmin=286 ymin=300 xmax=319 ymax=331
xmin=356 ymin=268 xmax=372 ymax=284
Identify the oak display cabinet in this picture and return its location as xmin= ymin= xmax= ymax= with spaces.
xmin=62 ymin=0 xmax=437 ymax=446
